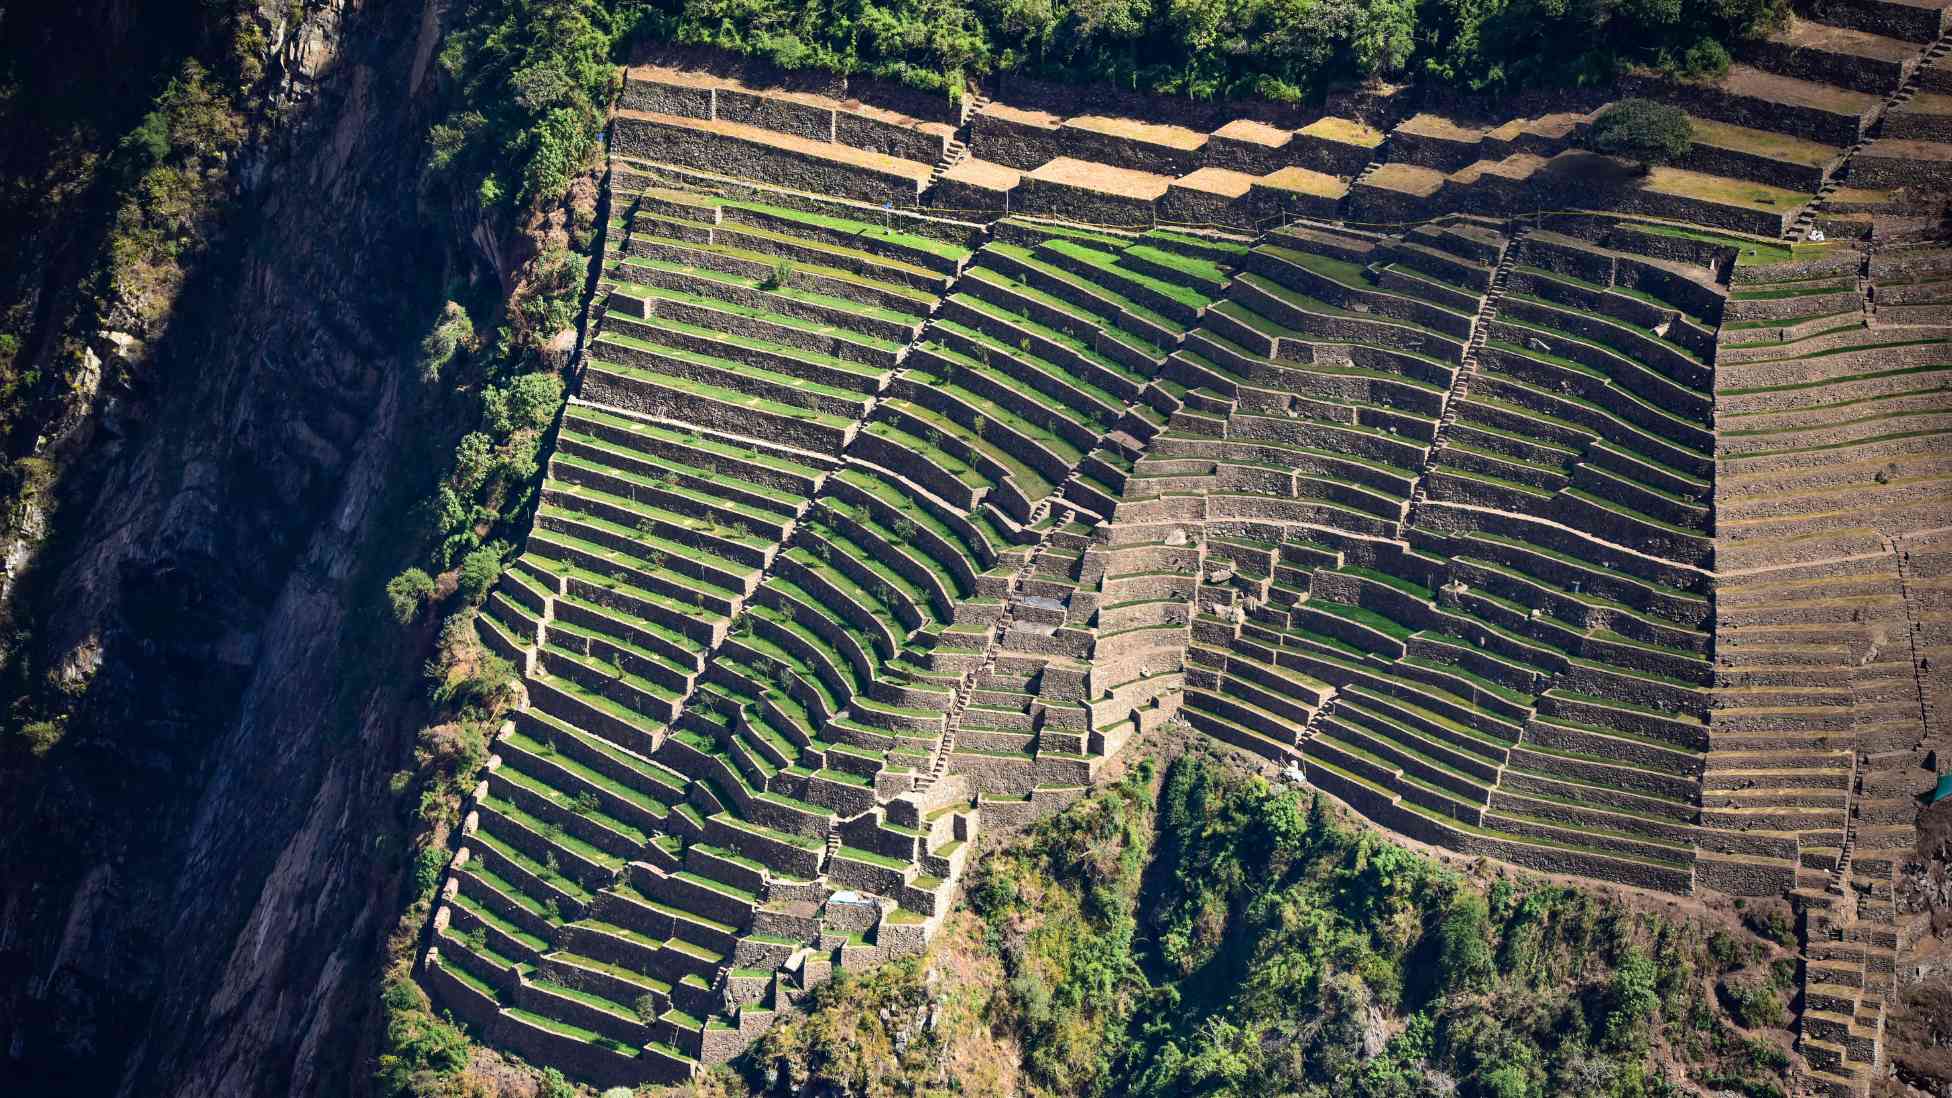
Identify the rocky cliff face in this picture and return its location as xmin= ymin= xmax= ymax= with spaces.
xmin=0 ymin=2 xmax=471 ymax=1094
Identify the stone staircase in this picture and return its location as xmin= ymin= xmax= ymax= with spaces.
xmin=1402 ymin=223 xmax=1527 ymax=532
xmin=923 ymin=92 xmax=992 ymax=197
xmin=1790 ymin=26 xmax=1952 ymax=240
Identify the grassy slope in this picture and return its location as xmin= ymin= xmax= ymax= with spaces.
xmin=739 ymin=748 xmax=1801 ymax=1098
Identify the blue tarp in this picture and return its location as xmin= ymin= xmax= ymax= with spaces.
xmin=1934 ymin=774 xmax=1952 ymax=804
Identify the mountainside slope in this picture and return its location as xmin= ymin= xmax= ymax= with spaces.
xmin=0 ymin=2 xmax=615 ymax=1094
xmin=743 ymin=746 xmax=1805 ymax=1098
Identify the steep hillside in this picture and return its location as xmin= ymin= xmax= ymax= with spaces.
xmin=740 ymin=749 xmax=1804 ymax=1098
xmin=2 ymin=3 xmax=1948 ymax=1098
xmin=0 ymin=1 xmax=634 ymax=1094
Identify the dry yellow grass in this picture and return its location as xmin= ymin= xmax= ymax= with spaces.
xmin=1064 ymin=114 xmax=1209 ymax=149
xmin=1721 ymin=64 xmax=1881 ymax=114
xmin=942 ymin=157 xmax=1023 ymax=189
xmin=628 ymin=63 xmax=743 ymax=90
xmin=1451 ymin=153 xmax=1546 ymax=184
xmin=983 ymin=101 xmax=1063 ymax=128
xmin=1256 ymin=165 xmax=1349 ymax=198
xmin=1298 ymin=116 xmax=1385 ymax=148
xmin=1895 ymin=91 xmax=1952 ymax=117
xmin=1486 ymin=112 xmax=1583 ymax=142
xmin=1827 ymin=185 xmax=1902 ymax=205
xmin=1361 ymin=162 xmax=1447 ymax=196
xmin=1027 ymin=156 xmax=1174 ymax=199
xmin=1210 ymin=118 xmax=1292 ymax=146
xmin=1396 ymin=112 xmax=1485 ymax=142
xmin=1690 ymin=117 xmax=1842 ymax=168
xmin=1772 ymin=17 xmax=1918 ymax=61
xmin=1173 ymin=166 xmax=1256 ymax=197
xmin=1644 ymin=166 xmax=1810 ymax=211
xmin=1864 ymin=137 xmax=1952 ymax=161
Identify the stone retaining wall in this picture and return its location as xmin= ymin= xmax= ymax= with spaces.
xmin=1619 ymin=71 xmax=1871 ymax=148
xmin=612 ymin=114 xmax=926 ymax=206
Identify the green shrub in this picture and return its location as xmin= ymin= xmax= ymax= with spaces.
xmin=1438 ymin=892 xmax=1495 ymax=994
xmin=13 ymin=716 xmax=64 ymax=758
xmin=537 ymin=1068 xmax=576 ymax=1098
xmin=1483 ymin=1063 xmax=1537 ymax=1098
xmin=482 ymin=370 xmax=564 ymax=434
xmin=375 ymin=974 xmax=470 ymax=1096
xmin=386 ymin=568 xmax=437 ymax=624
xmin=419 ymin=303 xmax=476 ymax=384
xmin=426 ymin=0 xmax=620 ymax=211
xmin=450 ymin=432 xmax=496 ymax=494
xmin=1588 ymin=99 xmax=1695 ymax=171
xmin=1681 ymin=36 xmax=1732 ymax=79
xmin=1602 ymin=947 xmax=1661 ymax=1051
xmin=431 ymin=647 xmax=517 ymax=717
xmin=1723 ymin=973 xmax=1786 ymax=1029
xmin=411 ymin=843 xmax=448 ymax=901
xmin=455 ymin=545 xmax=503 ymax=604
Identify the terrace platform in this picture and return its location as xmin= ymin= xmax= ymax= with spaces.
xmin=934 ymin=157 xmax=1022 ymax=212
xmin=1291 ymin=116 xmax=1387 ymax=176
xmin=612 ymin=110 xmax=934 ymax=204
xmin=1745 ymin=19 xmax=1922 ymax=93
xmin=1885 ymin=89 xmax=1952 ymax=142
xmin=1631 ymin=64 xmax=1884 ymax=148
xmin=1162 ymin=167 xmax=1258 ymax=228
xmin=1850 ymin=137 xmax=1952 ymax=189
xmin=1016 ymin=157 xmax=1175 ymax=227
xmin=1348 ymin=163 xmax=1448 ymax=225
xmin=1205 ymin=118 xmax=1299 ymax=175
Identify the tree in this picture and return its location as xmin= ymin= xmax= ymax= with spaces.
xmin=1438 ymin=892 xmax=1495 ymax=994
xmin=1602 ymin=947 xmax=1660 ymax=1051
xmin=450 ymin=431 xmax=496 ymax=493
xmin=481 ymin=370 xmax=563 ymax=433
xmin=1588 ymin=99 xmax=1694 ymax=172
xmin=455 ymin=545 xmax=503 ymax=604
xmin=386 ymin=568 xmax=436 ymax=624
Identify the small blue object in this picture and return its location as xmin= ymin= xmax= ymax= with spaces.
xmin=1934 ymin=774 xmax=1952 ymax=804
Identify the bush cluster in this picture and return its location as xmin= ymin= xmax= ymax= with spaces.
xmin=958 ymin=753 xmax=1797 ymax=1098
xmin=668 ymin=0 xmax=1785 ymax=102
xmin=1588 ymin=98 xmax=1696 ymax=171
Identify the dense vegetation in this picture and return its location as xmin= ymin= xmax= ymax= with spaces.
xmin=661 ymin=0 xmax=1782 ymax=102
xmin=753 ymin=750 xmax=1800 ymax=1098
xmin=1588 ymin=99 xmax=1696 ymax=171
xmin=368 ymin=3 xmax=657 ymax=1094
